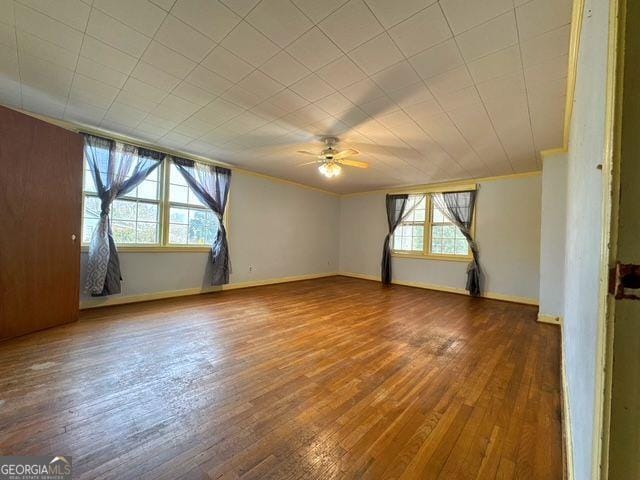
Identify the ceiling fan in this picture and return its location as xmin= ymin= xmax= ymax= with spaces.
xmin=297 ymin=136 xmax=368 ymax=178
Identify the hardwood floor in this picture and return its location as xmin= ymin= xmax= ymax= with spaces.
xmin=0 ymin=276 xmax=562 ymax=479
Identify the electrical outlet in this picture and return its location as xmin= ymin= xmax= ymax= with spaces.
xmin=249 ymin=265 xmax=253 ymax=272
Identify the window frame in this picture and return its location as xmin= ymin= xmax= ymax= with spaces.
xmin=391 ymin=188 xmax=476 ymax=262
xmin=81 ymin=156 xmax=228 ymax=253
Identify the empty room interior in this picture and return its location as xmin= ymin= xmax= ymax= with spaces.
xmin=1 ymin=0 xmax=639 ymax=479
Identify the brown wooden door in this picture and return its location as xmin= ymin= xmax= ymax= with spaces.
xmin=0 ymin=107 xmax=83 ymax=340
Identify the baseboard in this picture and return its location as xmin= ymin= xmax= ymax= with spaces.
xmin=80 ymin=272 xmax=338 ymax=309
xmin=338 ymin=272 xmax=539 ymax=306
xmin=560 ymin=324 xmax=574 ymax=480
xmin=538 ymin=313 xmax=562 ymax=325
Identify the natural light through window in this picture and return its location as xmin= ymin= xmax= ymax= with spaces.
xmin=392 ymin=192 xmax=471 ymax=258
xmin=168 ymin=163 xmax=217 ymax=246
xmin=82 ymin=158 xmax=161 ymax=246
xmin=81 ymin=148 xmax=219 ymax=249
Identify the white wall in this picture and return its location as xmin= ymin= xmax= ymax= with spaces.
xmin=539 ymin=153 xmax=568 ymax=318
xmin=339 ymin=174 xmax=542 ymax=302
xmin=80 ymin=171 xmax=340 ymax=304
xmin=562 ymin=0 xmax=613 ymax=478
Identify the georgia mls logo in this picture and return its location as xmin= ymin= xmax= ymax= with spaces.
xmin=0 ymin=456 xmax=72 ymax=480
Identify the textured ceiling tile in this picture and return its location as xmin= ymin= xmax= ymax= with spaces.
xmin=286 ymin=27 xmax=342 ymax=72
xmin=246 ymin=0 xmax=312 ymax=48
xmin=7 ymin=0 xmax=573 ymax=192
xmin=364 ymin=0 xmax=435 ymax=29
xmin=172 ymin=0 xmax=241 ymax=42
xmin=319 ymin=0 xmax=384 ymax=52
xmin=221 ymin=21 xmax=280 ymax=67
xmin=388 ymin=3 xmax=451 ymax=57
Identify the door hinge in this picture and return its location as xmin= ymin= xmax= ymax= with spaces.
xmin=609 ymin=263 xmax=640 ymax=300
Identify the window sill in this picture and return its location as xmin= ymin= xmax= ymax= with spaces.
xmin=392 ymin=252 xmax=472 ymax=263
xmin=81 ymin=245 xmax=211 ymax=253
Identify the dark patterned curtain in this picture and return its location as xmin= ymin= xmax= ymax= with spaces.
xmin=381 ymin=194 xmax=408 ymax=285
xmin=431 ymin=190 xmax=481 ymax=296
xmin=84 ymin=134 xmax=163 ymax=296
xmin=172 ymin=157 xmax=232 ymax=285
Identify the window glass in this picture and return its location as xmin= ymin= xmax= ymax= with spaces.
xmin=392 ymin=193 xmax=472 ymax=258
xmin=429 ymin=204 xmax=469 ymax=256
xmin=167 ymin=164 xmax=217 ymax=246
xmin=81 ymin=143 xmax=226 ymax=250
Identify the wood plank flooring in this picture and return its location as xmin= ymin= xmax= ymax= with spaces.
xmin=0 ymin=276 xmax=562 ymax=479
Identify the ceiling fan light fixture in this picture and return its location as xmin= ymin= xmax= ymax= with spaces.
xmin=319 ymin=162 xmax=342 ymax=178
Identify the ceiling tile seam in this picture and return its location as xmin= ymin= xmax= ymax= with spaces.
xmin=292 ymin=4 xmax=459 ymax=179
xmin=61 ymin=0 xmax=96 ymax=122
xmin=90 ymin=1 xmax=165 ymax=38
xmin=361 ymin=0 xmax=436 ymax=30
xmin=295 ymin=0 xmax=350 ymax=25
xmin=441 ymin=5 xmax=518 ymax=175
xmin=513 ymin=1 xmax=545 ymax=170
xmin=12 ymin=0 xmax=469 ymax=179
xmin=139 ymin=1 xmax=351 ymax=149
xmin=161 ymin=2 xmax=420 ymax=172
xmin=149 ymin=0 xmax=175 ymax=13
xmin=352 ymin=41 xmax=488 ymax=177
xmin=15 ymin=0 xmax=89 ymax=32
xmin=6 ymin=0 xmax=564 ymax=188
xmin=358 ymin=1 xmax=475 ymax=179
xmin=429 ymin=3 xmax=515 ymax=176
xmin=169 ymin=0 xmax=241 ymax=42
xmin=112 ymin=1 xmax=271 ymax=134
xmin=82 ymin=3 xmax=169 ymax=131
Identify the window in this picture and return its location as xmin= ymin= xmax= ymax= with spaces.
xmin=82 ymin=151 xmax=220 ymax=250
xmin=167 ymin=163 xmax=217 ymax=246
xmin=392 ymin=195 xmax=426 ymax=253
xmin=392 ymin=192 xmax=473 ymax=259
xmin=429 ymin=202 xmax=469 ymax=256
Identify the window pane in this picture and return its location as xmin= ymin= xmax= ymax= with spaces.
xmin=431 ymin=236 xmax=442 ymax=254
xmin=112 ymin=200 xmax=136 ymax=221
xmin=393 ymin=235 xmax=402 ymax=250
xmin=170 ymin=207 xmax=189 ymax=224
xmin=412 ymin=236 xmax=423 ymax=250
xmin=84 ymin=196 xmax=101 ymax=218
xmin=170 ymin=163 xmax=188 ymax=186
xmin=188 ymin=209 xmax=215 ymax=245
xmin=433 ymin=206 xmax=446 ymax=223
xmin=136 ymin=222 xmax=158 ymax=243
xmin=137 ymin=202 xmax=158 ymax=222
xmin=455 ymin=239 xmax=469 ymax=255
xmin=112 ymin=220 xmax=136 ymax=243
xmin=170 ymin=184 xmax=189 ymax=204
xmin=136 ymin=180 xmax=158 ymax=200
xmin=169 ymin=223 xmax=188 ymax=244
xmin=442 ymin=238 xmax=455 ymax=254
xmin=188 ymin=189 xmax=205 ymax=207
xmin=84 ymin=170 xmax=97 ymax=193
xmin=442 ymin=225 xmax=455 ymax=238
xmin=83 ymin=218 xmax=98 ymax=243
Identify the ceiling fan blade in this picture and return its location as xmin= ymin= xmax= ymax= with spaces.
xmin=298 ymin=160 xmax=319 ymax=166
xmin=297 ymin=150 xmax=319 ymax=156
xmin=333 ymin=148 xmax=359 ymax=160
xmin=340 ymin=159 xmax=369 ymax=169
